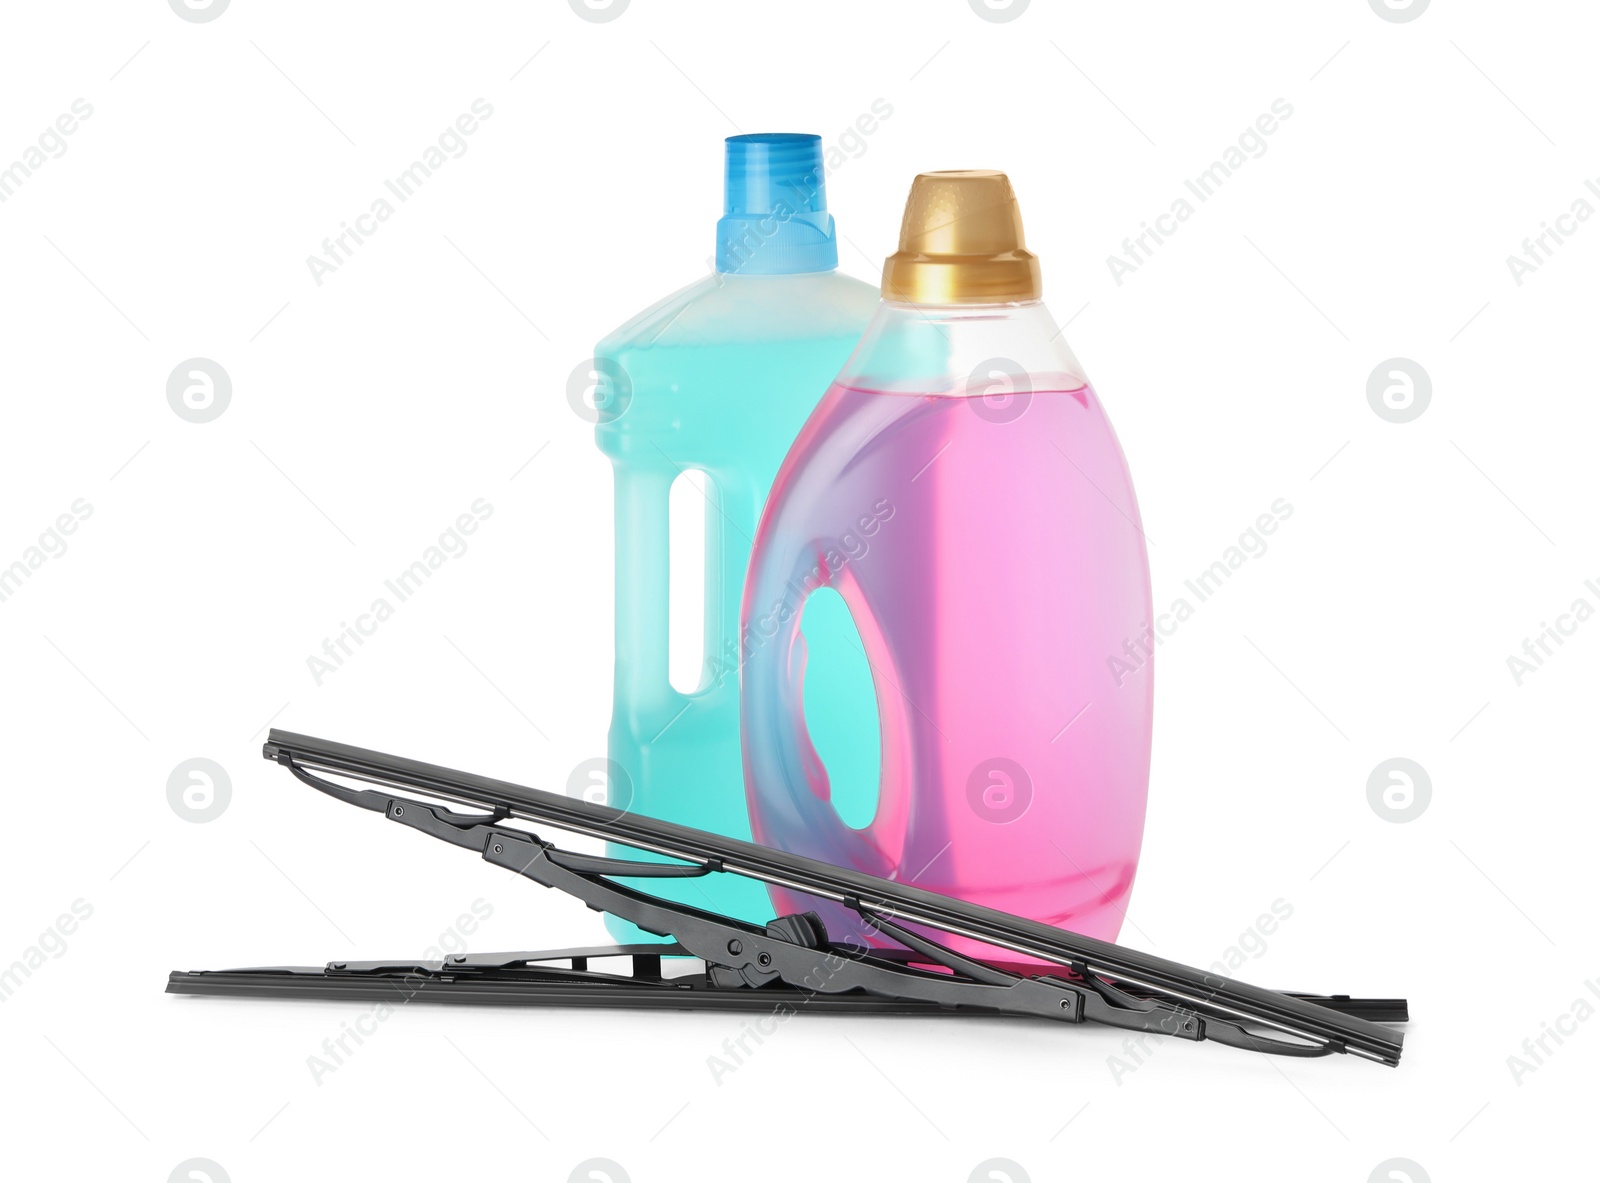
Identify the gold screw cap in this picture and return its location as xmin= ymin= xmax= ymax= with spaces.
xmin=881 ymin=170 xmax=1042 ymax=305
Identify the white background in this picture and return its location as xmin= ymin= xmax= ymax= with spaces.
xmin=1 ymin=1 xmax=1595 ymax=1180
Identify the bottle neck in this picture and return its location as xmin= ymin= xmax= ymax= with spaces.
xmin=715 ymin=209 xmax=839 ymax=275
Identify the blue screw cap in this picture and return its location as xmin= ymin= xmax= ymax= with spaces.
xmin=716 ymin=133 xmax=838 ymax=275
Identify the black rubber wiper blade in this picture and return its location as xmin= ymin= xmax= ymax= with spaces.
xmin=168 ymin=947 xmax=1407 ymax=1025
xmin=248 ymin=729 xmax=1404 ymax=1066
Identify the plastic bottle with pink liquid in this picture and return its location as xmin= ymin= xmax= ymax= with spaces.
xmin=740 ymin=170 xmax=1153 ymax=956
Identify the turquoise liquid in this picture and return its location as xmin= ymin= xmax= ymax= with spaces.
xmin=594 ymin=271 xmax=880 ymax=940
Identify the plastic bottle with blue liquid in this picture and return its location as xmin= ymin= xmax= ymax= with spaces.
xmin=592 ymin=133 xmax=880 ymax=940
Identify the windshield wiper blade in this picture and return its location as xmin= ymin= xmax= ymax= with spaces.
xmin=167 ymin=730 xmax=1406 ymax=1065
xmin=169 ymin=945 xmax=1409 ymax=1026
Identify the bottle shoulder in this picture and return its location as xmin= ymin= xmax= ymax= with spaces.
xmin=598 ymin=271 xmax=880 ymax=355
xmin=836 ymin=300 xmax=1091 ymax=395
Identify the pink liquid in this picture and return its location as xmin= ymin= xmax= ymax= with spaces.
xmin=740 ymin=378 xmax=1153 ymax=959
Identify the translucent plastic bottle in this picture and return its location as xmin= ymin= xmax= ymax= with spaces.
xmin=594 ymin=134 xmax=880 ymax=940
xmin=741 ymin=171 xmax=1153 ymax=956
